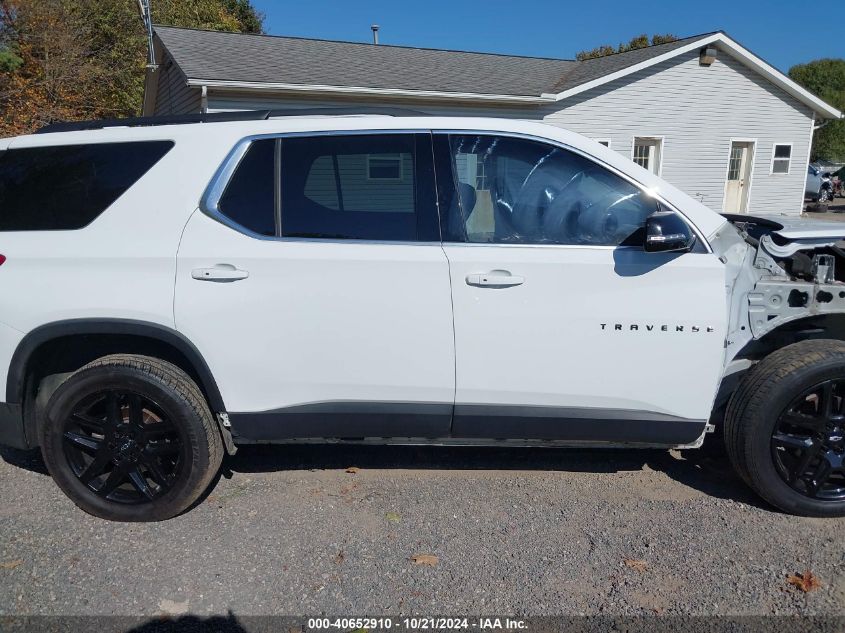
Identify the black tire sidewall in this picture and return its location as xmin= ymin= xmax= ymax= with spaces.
xmin=745 ymin=357 xmax=845 ymax=517
xmin=42 ymin=366 xmax=213 ymax=522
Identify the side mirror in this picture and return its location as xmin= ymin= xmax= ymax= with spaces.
xmin=644 ymin=210 xmax=695 ymax=253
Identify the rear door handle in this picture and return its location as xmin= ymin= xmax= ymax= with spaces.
xmin=466 ymin=270 xmax=524 ymax=288
xmin=191 ymin=265 xmax=249 ymax=282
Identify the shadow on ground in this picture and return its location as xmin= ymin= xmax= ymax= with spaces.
xmin=223 ymin=439 xmax=764 ymax=508
xmin=1 ymin=435 xmax=766 ymax=510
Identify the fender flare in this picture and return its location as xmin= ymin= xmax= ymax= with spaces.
xmin=6 ymin=318 xmax=226 ymax=412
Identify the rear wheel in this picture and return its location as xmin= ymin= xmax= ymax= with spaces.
xmin=41 ymin=355 xmax=223 ymax=521
xmin=725 ymin=340 xmax=845 ymax=516
xmin=819 ymin=188 xmax=831 ymax=203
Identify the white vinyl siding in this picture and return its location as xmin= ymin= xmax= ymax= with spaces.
xmin=541 ymin=49 xmax=814 ymax=215
xmin=205 ymin=93 xmax=541 ymax=120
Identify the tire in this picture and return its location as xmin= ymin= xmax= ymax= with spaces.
xmin=819 ymin=188 xmax=831 ymax=203
xmin=725 ymin=340 xmax=845 ymax=517
xmin=41 ymin=354 xmax=223 ymax=521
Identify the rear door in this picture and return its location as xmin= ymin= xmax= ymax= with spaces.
xmin=433 ymin=133 xmax=728 ymax=445
xmin=175 ymin=132 xmax=455 ymax=440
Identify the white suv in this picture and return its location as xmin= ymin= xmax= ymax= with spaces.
xmin=2 ymin=111 xmax=845 ymax=521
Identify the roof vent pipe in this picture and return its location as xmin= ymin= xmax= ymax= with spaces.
xmin=371 ymin=24 xmax=380 ymax=45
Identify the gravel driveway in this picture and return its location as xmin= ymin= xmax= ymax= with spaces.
xmin=1 ymin=441 xmax=843 ymax=621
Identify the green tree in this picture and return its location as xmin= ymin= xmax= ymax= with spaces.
xmin=788 ymin=58 xmax=845 ymax=162
xmin=0 ymin=0 xmax=264 ymax=136
xmin=576 ymin=33 xmax=679 ymax=61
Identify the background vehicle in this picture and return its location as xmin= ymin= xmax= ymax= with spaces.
xmin=2 ymin=111 xmax=845 ymax=521
xmin=833 ymin=167 xmax=845 ymax=198
xmin=806 ymin=163 xmax=834 ymax=202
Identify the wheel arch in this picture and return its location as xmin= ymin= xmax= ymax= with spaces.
xmin=714 ymin=313 xmax=845 ymax=414
xmin=7 ymin=319 xmax=226 ymax=447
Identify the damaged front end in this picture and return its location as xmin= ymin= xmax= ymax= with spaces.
xmin=724 ymin=214 xmax=845 ymax=339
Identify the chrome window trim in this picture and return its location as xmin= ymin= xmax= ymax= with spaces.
xmin=200 ymin=128 xmax=711 ymax=253
xmin=200 ymin=129 xmax=431 ymax=242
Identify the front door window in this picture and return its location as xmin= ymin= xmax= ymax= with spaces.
xmin=439 ymin=134 xmax=660 ymax=247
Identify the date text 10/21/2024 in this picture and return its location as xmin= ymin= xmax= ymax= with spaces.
xmin=306 ymin=618 xmax=528 ymax=630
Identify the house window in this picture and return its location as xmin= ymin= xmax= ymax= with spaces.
xmin=367 ymin=153 xmax=403 ymax=180
xmin=632 ymin=137 xmax=662 ymax=174
xmin=771 ymin=144 xmax=792 ymax=174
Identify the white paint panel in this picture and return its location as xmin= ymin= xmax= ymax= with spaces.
xmin=0 ymin=134 xmax=228 ymax=334
xmin=175 ymin=211 xmax=455 ymax=412
xmin=444 ymin=244 xmax=728 ymax=420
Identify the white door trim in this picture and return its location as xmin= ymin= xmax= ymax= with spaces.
xmin=797 ymin=113 xmax=815 ymax=212
xmin=721 ymin=138 xmax=757 ymax=214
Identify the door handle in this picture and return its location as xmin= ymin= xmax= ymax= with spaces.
xmin=191 ymin=265 xmax=249 ymax=282
xmin=466 ymin=270 xmax=524 ymax=288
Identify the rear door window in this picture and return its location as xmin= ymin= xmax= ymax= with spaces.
xmin=0 ymin=141 xmax=174 ymax=231
xmin=280 ymin=134 xmax=439 ymax=241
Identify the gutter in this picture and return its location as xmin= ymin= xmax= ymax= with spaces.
xmin=185 ymin=79 xmax=556 ymax=105
xmin=814 ymin=117 xmax=842 ymax=131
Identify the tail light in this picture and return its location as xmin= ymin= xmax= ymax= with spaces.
xmin=0 ymin=255 xmax=5 ymax=266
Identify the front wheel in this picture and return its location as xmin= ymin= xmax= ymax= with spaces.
xmin=41 ymin=355 xmax=223 ymax=521
xmin=819 ymin=188 xmax=831 ymax=203
xmin=725 ymin=340 xmax=845 ymax=517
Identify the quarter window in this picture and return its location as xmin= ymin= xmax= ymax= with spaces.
xmin=771 ymin=144 xmax=792 ymax=174
xmin=0 ymin=141 xmax=173 ymax=231
xmin=217 ymin=139 xmax=276 ymax=236
xmin=438 ymin=135 xmax=660 ymax=246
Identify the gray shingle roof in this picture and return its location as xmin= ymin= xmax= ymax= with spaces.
xmin=154 ymin=26 xmax=576 ymax=97
xmin=551 ymin=33 xmax=719 ymax=93
xmin=154 ymin=26 xmax=716 ymax=98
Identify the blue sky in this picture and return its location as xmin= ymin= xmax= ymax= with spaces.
xmin=252 ymin=0 xmax=842 ymax=73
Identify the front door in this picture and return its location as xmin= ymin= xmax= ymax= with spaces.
xmin=434 ymin=133 xmax=728 ymax=445
xmin=176 ymin=132 xmax=455 ymax=440
xmin=724 ymin=141 xmax=754 ymax=213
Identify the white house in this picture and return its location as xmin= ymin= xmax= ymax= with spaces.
xmin=143 ymin=27 xmax=843 ymax=216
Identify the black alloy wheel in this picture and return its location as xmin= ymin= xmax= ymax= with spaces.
xmin=62 ymin=390 xmax=186 ymax=503
xmin=771 ymin=379 xmax=845 ymax=501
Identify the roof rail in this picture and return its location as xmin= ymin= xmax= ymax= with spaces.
xmin=268 ymin=107 xmax=429 ymax=118
xmin=35 ymin=111 xmax=274 ymax=134
xmin=35 ymin=107 xmax=429 ymax=134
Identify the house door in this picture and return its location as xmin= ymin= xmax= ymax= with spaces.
xmin=724 ymin=142 xmax=754 ymax=213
